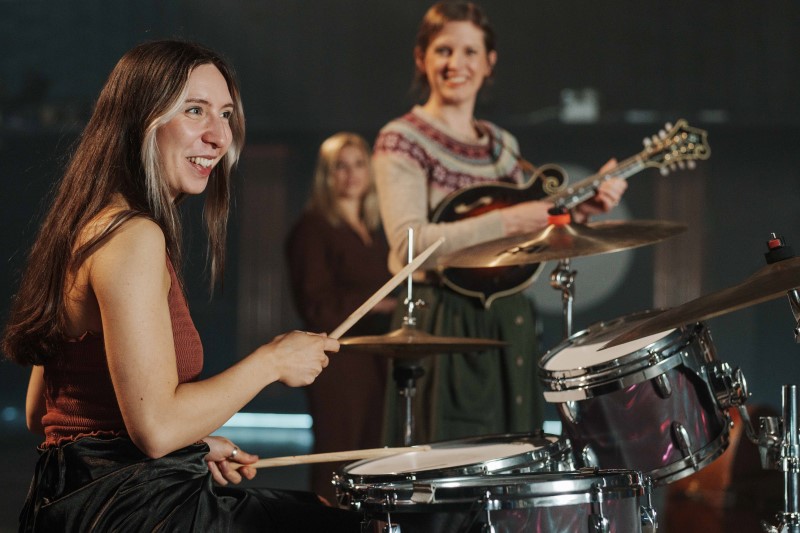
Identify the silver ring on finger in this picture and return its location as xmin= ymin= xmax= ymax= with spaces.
xmin=229 ymin=446 xmax=239 ymax=460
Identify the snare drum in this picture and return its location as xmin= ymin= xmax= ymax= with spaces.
xmin=539 ymin=310 xmax=741 ymax=485
xmin=359 ymin=469 xmax=657 ymax=533
xmin=334 ymin=433 xmax=573 ymax=511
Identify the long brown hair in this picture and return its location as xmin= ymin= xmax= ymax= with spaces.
xmin=308 ymin=132 xmax=381 ymax=231
xmin=2 ymin=40 xmax=245 ymax=366
xmin=412 ymin=1 xmax=497 ymax=94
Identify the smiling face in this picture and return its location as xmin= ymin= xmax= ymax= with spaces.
xmin=156 ymin=63 xmax=234 ymax=200
xmin=330 ymin=144 xmax=371 ymax=202
xmin=416 ymin=20 xmax=496 ymax=109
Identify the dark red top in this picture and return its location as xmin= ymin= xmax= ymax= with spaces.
xmin=41 ymin=259 xmax=203 ymax=447
xmin=286 ymin=210 xmax=392 ymax=334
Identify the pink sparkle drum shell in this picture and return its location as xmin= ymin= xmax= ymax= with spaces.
xmin=334 ymin=433 xmax=573 ymax=512
xmin=538 ymin=310 xmax=730 ymax=485
xmin=358 ymin=469 xmax=656 ymax=533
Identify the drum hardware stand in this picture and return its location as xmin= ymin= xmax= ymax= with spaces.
xmin=741 ymin=233 xmax=800 ymax=533
xmin=550 ymin=258 xmax=577 ymax=338
xmin=394 ymin=363 xmax=424 ymax=447
xmin=787 ymin=286 xmax=800 ymax=343
xmin=754 ymin=385 xmax=800 ymax=533
xmin=394 ymin=228 xmax=428 ymax=447
xmin=479 ymin=496 xmax=498 ymax=533
xmin=588 ymin=477 xmax=610 ymax=533
xmin=640 ymin=475 xmax=658 ymax=533
xmin=547 ymin=207 xmax=579 ymax=339
xmin=380 ymin=503 xmax=399 ymax=533
xmin=767 ymin=233 xmax=800 ymax=344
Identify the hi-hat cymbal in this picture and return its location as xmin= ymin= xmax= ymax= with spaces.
xmin=438 ymin=220 xmax=687 ymax=268
xmin=339 ymin=326 xmax=507 ymax=358
xmin=604 ymin=256 xmax=800 ymax=349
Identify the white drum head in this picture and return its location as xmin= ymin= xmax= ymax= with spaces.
xmin=543 ymin=330 xmax=672 ymax=371
xmin=347 ymin=443 xmax=538 ymax=476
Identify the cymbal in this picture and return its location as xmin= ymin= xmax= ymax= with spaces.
xmin=438 ymin=220 xmax=687 ymax=268
xmin=604 ymin=256 xmax=800 ymax=349
xmin=339 ymin=326 xmax=507 ymax=358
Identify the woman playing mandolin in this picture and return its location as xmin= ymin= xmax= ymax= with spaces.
xmin=373 ymin=1 xmax=627 ymax=444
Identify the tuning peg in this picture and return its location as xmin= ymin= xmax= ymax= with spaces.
xmin=687 ymin=160 xmax=696 ymax=170
xmin=660 ymin=167 xmax=669 ymax=176
xmin=677 ymin=160 xmax=686 ymax=170
xmin=669 ymin=163 xmax=677 ymax=172
xmin=642 ymin=137 xmax=652 ymax=147
xmin=664 ymin=122 xmax=673 ymax=132
xmin=659 ymin=129 xmax=667 ymax=140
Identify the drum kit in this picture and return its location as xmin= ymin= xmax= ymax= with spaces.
xmin=330 ymin=216 xmax=800 ymax=532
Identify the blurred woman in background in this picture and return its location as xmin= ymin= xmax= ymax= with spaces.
xmin=286 ymin=132 xmax=396 ymax=502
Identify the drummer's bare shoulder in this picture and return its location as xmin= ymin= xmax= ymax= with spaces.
xmin=88 ymin=214 xmax=170 ymax=300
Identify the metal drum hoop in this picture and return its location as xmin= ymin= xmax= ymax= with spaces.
xmin=340 ymin=433 xmax=569 ymax=483
xmin=540 ymin=312 xmax=715 ymax=401
xmin=361 ymin=469 xmax=648 ymax=514
xmin=334 ymin=432 xmax=573 ymax=511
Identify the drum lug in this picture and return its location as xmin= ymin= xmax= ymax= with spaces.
xmin=581 ymin=444 xmax=600 ymax=468
xmin=560 ymin=400 xmax=581 ymax=424
xmin=376 ymin=520 xmax=402 ymax=533
xmin=333 ymin=475 xmax=356 ymax=510
xmin=380 ymin=522 xmax=401 ymax=533
xmin=699 ymin=325 xmax=717 ymax=362
xmin=411 ymin=483 xmax=435 ymax=504
xmin=653 ymin=373 xmax=673 ymax=398
xmin=589 ymin=515 xmax=610 ymax=533
xmin=672 ymin=421 xmax=697 ymax=468
xmin=588 ymin=480 xmax=610 ymax=533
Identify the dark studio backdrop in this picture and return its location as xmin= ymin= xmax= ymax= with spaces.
xmin=1 ymin=0 xmax=799 ymax=529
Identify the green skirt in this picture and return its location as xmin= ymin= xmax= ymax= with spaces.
xmin=382 ymin=285 xmax=544 ymax=446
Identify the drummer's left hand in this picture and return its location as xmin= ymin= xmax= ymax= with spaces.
xmin=202 ymin=435 xmax=258 ymax=485
xmin=573 ymin=159 xmax=627 ymax=222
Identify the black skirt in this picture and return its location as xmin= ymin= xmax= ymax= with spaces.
xmin=19 ymin=436 xmax=363 ymax=532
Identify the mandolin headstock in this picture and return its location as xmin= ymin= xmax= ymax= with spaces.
xmin=642 ymin=119 xmax=711 ymax=175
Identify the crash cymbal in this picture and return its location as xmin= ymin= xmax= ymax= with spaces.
xmin=604 ymin=256 xmax=800 ymax=349
xmin=339 ymin=326 xmax=507 ymax=358
xmin=438 ymin=220 xmax=687 ymax=268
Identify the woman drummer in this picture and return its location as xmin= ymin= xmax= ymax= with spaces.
xmin=3 ymin=40 xmax=361 ymax=531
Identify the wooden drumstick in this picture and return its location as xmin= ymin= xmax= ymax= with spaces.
xmin=329 ymin=237 xmax=445 ymax=339
xmin=245 ymin=445 xmax=432 ymax=469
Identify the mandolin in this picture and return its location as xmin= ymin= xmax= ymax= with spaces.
xmin=430 ymin=119 xmax=711 ymax=308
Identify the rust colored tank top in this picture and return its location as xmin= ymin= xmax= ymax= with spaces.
xmin=41 ymin=259 xmax=203 ymax=447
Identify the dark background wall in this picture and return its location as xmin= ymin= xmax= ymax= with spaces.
xmin=1 ymin=1 xmax=799 ymax=529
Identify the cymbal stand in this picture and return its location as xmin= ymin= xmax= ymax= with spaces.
xmin=741 ymin=234 xmax=800 ymax=533
xmin=546 ymin=207 xmax=578 ymax=339
xmin=550 ymin=258 xmax=577 ymax=338
xmin=749 ymin=386 xmax=800 ymax=533
xmin=395 ymin=228 xmax=427 ymax=446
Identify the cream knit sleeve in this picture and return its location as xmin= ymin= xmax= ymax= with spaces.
xmin=373 ymin=150 xmax=506 ymax=275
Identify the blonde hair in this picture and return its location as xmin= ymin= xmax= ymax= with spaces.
xmin=308 ymin=132 xmax=381 ymax=231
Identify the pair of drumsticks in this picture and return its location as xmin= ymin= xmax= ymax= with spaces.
xmin=243 ymin=237 xmax=445 ymax=470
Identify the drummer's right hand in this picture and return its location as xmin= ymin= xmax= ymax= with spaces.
xmin=500 ymin=200 xmax=553 ymax=235
xmin=259 ymin=330 xmax=338 ymax=387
